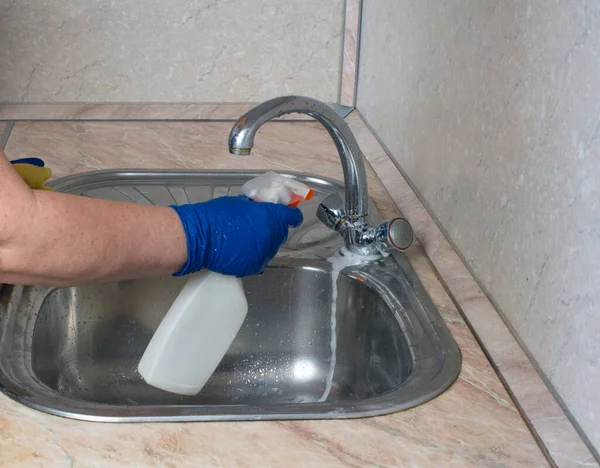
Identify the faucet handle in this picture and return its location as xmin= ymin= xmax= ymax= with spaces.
xmin=317 ymin=193 xmax=346 ymax=230
xmin=318 ymin=192 xmax=414 ymax=254
xmin=373 ymin=218 xmax=413 ymax=252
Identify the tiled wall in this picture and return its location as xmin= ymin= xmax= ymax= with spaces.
xmin=357 ymin=0 xmax=600 ymax=453
xmin=0 ymin=0 xmax=344 ymax=103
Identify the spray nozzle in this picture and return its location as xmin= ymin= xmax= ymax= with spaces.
xmin=241 ymin=172 xmax=314 ymax=206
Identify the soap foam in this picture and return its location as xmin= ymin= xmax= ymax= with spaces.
xmin=318 ymin=247 xmax=381 ymax=402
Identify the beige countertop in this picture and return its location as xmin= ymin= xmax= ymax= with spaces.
xmin=0 ymin=116 xmax=549 ymax=467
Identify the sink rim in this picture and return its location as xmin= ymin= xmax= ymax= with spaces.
xmin=0 ymin=170 xmax=462 ymax=422
xmin=0 ymin=257 xmax=461 ymax=423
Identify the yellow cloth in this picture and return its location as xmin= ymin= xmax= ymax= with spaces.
xmin=13 ymin=163 xmax=52 ymax=190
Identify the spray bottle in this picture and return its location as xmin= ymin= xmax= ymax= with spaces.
xmin=137 ymin=172 xmax=313 ymax=395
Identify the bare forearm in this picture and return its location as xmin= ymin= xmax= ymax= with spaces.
xmin=0 ymin=189 xmax=187 ymax=286
xmin=0 ymin=148 xmax=301 ymax=285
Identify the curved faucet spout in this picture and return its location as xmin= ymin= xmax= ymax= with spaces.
xmin=228 ymin=96 xmax=368 ymax=221
xmin=229 ymin=96 xmax=413 ymax=256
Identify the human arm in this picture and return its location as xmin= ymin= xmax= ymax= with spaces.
xmin=0 ymin=149 xmax=302 ymax=286
xmin=0 ymin=148 xmax=188 ymax=285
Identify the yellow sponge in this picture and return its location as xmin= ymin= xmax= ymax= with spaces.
xmin=12 ymin=163 xmax=52 ymax=191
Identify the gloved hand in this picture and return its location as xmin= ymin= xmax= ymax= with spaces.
xmin=10 ymin=157 xmax=52 ymax=190
xmin=171 ymin=195 xmax=303 ymax=277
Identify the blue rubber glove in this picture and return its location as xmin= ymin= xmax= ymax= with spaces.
xmin=171 ymin=195 xmax=303 ymax=277
xmin=10 ymin=157 xmax=45 ymax=167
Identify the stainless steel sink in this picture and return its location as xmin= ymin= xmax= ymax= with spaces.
xmin=0 ymin=170 xmax=461 ymax=422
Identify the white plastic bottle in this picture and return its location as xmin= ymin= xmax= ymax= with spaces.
xmin=138 ymin=270 xmax=247 ymax=395
xmin=138 ymin=172 xmax=312 ymax=396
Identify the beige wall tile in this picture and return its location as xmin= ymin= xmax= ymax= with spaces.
xmin=357 ymin=0 xmax=600 ymax=457
xmin=0 ymin=0 xmax=343 ymax=103
xmin=348 ymin=111 xmax=598 ymax=468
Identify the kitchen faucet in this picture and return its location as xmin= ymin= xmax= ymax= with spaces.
xmin=228 ymin=96 xmax=413 ymax=256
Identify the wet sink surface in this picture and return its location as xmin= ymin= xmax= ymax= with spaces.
xmin=33 ymin=262 xmax=412 ymax=407
xmin=0 ymin=170 xmax=460 ymax=422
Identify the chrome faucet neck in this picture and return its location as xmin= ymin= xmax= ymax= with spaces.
xmin=228 ymin=96 xmax=368 ymax=221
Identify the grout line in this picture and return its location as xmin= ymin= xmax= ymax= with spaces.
xmin=338 ymin=0 xmax=361 ymax=107
xmin=354 ymin=109 xmax=600 ymax=465
xmin=0 ymin=104 xmax=338 ymax=122
xmin=0 ymin=101 xmax=347 ymax=122
xmin=352 ymin=0 xmax=364 ymax=108
xmin=0 ymin=119 xmax=319 ymax=125
xmin=1 ymin=121 xmax=15 ymax=149
xmin=0 ymin=118 xmax=314 ymax=123
xmin=337 ymin=0 xmax=348 ymax=105
xmin=0 ymin=101 xmax=266 ymax=106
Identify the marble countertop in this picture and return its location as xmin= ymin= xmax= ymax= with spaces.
xmin=0 ymin=117 xmax=549 ymax=467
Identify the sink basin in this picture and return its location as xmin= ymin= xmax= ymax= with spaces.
xmin=0 ymin=170 xmax=461 ymax=422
